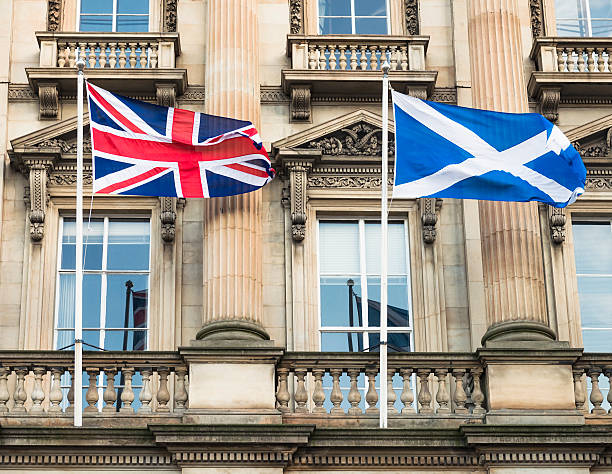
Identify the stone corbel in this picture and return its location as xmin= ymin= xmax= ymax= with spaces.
xmin=38 ymin=82 xmax=59 ymax=120
xmin=538 ymin=87 xmax=561 ymax=123
xmin=419 ymin=198 xmax=442 ymax=244
xmin=549 ymin=207 xmax=566 ymax=245
xmin=160 ymin=197 xmax=178 ymax=243
xmin=156 ymin=83 xmax=177 ymax=107
xmin=406 ymin=86 xmax=428 ymax=100
xmin=286 ymin=159 xmax=313 ymax=242
xmin=23 ymin=158 xmax=55 ymax=242
xmin=290 ymin=85 xmax=311 ymax=122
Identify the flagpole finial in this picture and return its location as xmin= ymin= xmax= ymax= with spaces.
xmin=76 ymin=59 xmax=85 ymax=72
xmin=382 ymin=61 xmax=390 ymax=76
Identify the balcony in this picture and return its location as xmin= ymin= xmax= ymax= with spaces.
xmin=529 ymin=37 xmax=612 ymax=122
xmin=281 ymin=35 xmax=437 ymax=121
xmin=26 ymin=31 xmax=187 ymax=119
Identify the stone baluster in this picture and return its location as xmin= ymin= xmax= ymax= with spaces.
xmin=359 ymin=45 xmax=368 ymax=70
xmin=102 ymin=367 xmax=117 ymax=413
xmin=607 ymin=48 xmax=612 ymax=72
xmin=338 ymin=45 xmax=347 ymax=70
xmin=400 ymin=46 xmax=408 ymax=70
xmin=369 ymin=46 xmax=378 ymax=70
xmin=347 ymin=369 xmax=362 ymax=415
xmin=389 ymin=45 xmax=398 ymax=70
xmin=312 ymin=369 xmax=326 ymax=414
xmin=605 ymin=368 xmax=612 ymax=414
xmin=30 ymin=367 xmax=46 ymax=414
xmin=435 ymin=369 xmax=450 ymax=414
xmin=57 ymin=43 xmax=67 ymax=67
xmin=365 ymin=368 xmax=379 ymax=414
xmin=128 ymin=42 xmax=138 ymax=68
xmin=597 ymin=48 xmax=605 ymax=72
xmin=174 ymin=368 xmax=188 ymax=413
xmin=329 ymin=369 xmax=344 ymax=415
xmin=12 ymin=368 xmax=28 ymax=413
xmin=387 ymin=369 xmax=397 ymax=414
xmin=48 ymin=368 xmax=63 ymax=413
xmin=577 ymin=48 xmax=585 ymax=71
xmin=399 ymin=368 xmax=414 ymax=414
xmin=294 ymin=369 xmax=308 ymax=413
xmin=99 ymin=43 xmax=107 ymax=68
xmin=150 ymin=44 xmax=158 ymax=68
xmin=471 ymin=368 xmax=486 ymax=414
xmin=587 ymin=47 xmax=595 ymax=72
xmin=308 ymin=44 xmax=317 ymax=69
xmin=139 ymin=369 xmax=153 ymax=413
xmin=275 ymin=368 xmax=290 ymax=413
xmin=108 ymin=43 xmax=117 ymax=68
xmin=556 ymin=47 xmax=565 ymax=72
xmin=452 ymin=369 xmax=468 ymax=414
xmin=573 ymin=369 xmax=586 ymax=412
xmin=417 ymin=369 xmax=433 ymax=414
xmin=156 ymin=367 xmax=171 ymax=412
xmin=139 ymin=43 xmax=148 ymax=68
xmin=349 ymin=45 xmax=358 ymax=70
xmin=588 ymin=368 xmax=606 ymax=415
xmin=120 ymin=368 xmax=135 ymax=413
xmin=66 ymin=369 xmax=75 ymax=414
xmin=328 ymin=45 xmax=337 ymax=70
xmin=67 ymin=43 xmax=76 ymax=68
xmin=118 ymin=43 xmax=127 ymax=68
xmin=318 ymin=45 xmax=327 ymax=70
xmin=87 ymin=43 xmax=97 ymax=68
xmin=567 ymin=48 xmax=575 ymax=72
xmin=84 ymin=368 xmax=99 ymax=413
xmin=78 ymin=43 xmax=87 ymax=65
xmin=0 ymin=368 xmax=9 ymax=413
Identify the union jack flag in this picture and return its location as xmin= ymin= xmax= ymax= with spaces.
xmin=86 ymin=83 xmax=275 ymax=198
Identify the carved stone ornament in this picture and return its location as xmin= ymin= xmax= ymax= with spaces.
xmin=286 ymin=160 xmax=313 ymax=242
xmin=290 ymin=85 xmax=311 ymax=122
xmin=407 ymin=86 xmax=428 ymax=100
xmin=35 ymin=137 xmax=92 ymax=154
xmin=308 ymin=175 xmax=394 ymax=189
xmin=305 ymin=122 xmax=395 ymax=157
xmin=539 ymin=87 xmax=561 ymax=123
xmin=38 ymin=83 xmax=59 ymax=120
xmin=23 ymin=158 xmax=55 ymax=242
xmin=289 ymin=0 xmax=303 ymax=34
xmin=549 ymin=207 xmax=566 ymax=245
xmin=572 ymin=128 xmax=612 ymax=157
xmin=160 ymin=197 xmax=177 ymax=243
xmin=419 ymin=197 xmax=441 ymax=244
xmin=47 ymin=0 xmax=62 ymax=32
xmin=405 ymin=0 xmax=419 ymax=35
xmin=156 ymin=83 xmax=177 ymax=107
xmin=164 ymin=0 xmax=178 ymax=32
xmin=530 ymin=0 xmax=545 ymax=38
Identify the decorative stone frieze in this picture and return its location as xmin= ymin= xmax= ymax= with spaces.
xmin=163 ymin=0 xmax=178 ymax=32
xmin=160 ymin=197 xmax=177 ymax=243
xmin=47 ymin=0 xmax=62 ymax=32
xmin=308 ymin=175 xmax=393 ymax=189
xmin=405 ymin=0 xmax=419 ymax=35
xmin=289 ymin=0 xmax=303 ymax=34
xmin=293 ymin=453 xmax=480 ymax=467
xmin=290 ymin=85 xmax=311 ymax=122
xmin=529 ymin=0 xmax=545 ymax=38
xmin=549 ymin=207 xmax=566 ymax=245
xmin=0 ymin=454 xmax=175 ymax=466
xmin=38 ymin=83 xmax=59 ymax=119
xmin=419 ymin=198 xmax=441 ymax=244
xmin=538 ymin=87 xmax=561 ymax=123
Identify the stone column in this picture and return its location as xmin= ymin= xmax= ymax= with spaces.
xmin=197 ymin=0 xmax=268 ymax=341
xmin=468 ymin=0 xmax=554 ymax=344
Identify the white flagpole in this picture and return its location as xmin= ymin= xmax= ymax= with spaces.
xmin=380 ymin=61 xmax=390 ymax=429
xmin=74 ymin=59 xmax=85 ymax=427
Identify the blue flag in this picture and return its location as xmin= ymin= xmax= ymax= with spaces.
xmin=391 ymin=90 xmax=586 ymax=208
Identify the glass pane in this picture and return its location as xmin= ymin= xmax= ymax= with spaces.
xmin=318 ymin=0 xmax=351 ymax=16
xmin=117 ymin=15 xmax=149 ymax=32
xmin=321 ymin=332 xmax=363 ymax=352
xmin=118 ymin=0 xmax=149 ymax=14
xmin=555 ymin=19 xmax=589 ymax=36
xmin=354 ymin=0 xmax=387 ymax=16
xmin=320 ymin=275 xmax=362 ymax=327
xmin=368 ymin=332 xmax=411 ymax=352
xmin=104 ymin=330 xmax=147 ymax=351
xmin=365 ymin=222 xmax=407 ymax=275
xmin=577 ymin=276 xmax=612 ymax=328
xmin=319 ymin=221 xmax=360 ymax=274
xmin=590 ymin=0 xmax=612 ymax=19
xmin=591 ymin=19 xmax=612 ymax=36
xmin=81 ymin=0 xmax=112 ymax=14
xmin=573 ymin=222 xmax=612 ymax=274
xmin=355 ymin=17 xmax=388 ymax=34
xmin=62 ymin=219 xmax=104 ymax=270
xmin=105 ymin=273 xmax=149 ymax=330
xmin=107 ymin=219 xmax=150 ymax=270
xmin=84 ymin=329 xmax=101 ymax=350
xmin=79 ymin=15 xmax=113 ymax=31
xmin=366 ymin=276 xmax=410 ymax=327
xmin=319 ymin=17 xmax=352 ymax=34
xmin=582 ymin=329 xmax=612 ymax=352
xmin=56 ymin=273 xmax=102 ymax=329
xmin=555 ymin=0 xmax=583 ymax=19
xmin=56 ymin=274 xmax=76 ymax=329
xmin=56 ymin=330 xmax=74 ymax=350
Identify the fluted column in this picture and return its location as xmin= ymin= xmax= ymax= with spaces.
xmin=468 ymin=0 xmax=554 ymax=344
xmin=197 ymin=0 xmax=268 ymax=341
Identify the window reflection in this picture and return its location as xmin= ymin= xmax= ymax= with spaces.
xmin=555 ymin=0 xmax=612 ymax=37
xmin=318 ymin=0 xmax=389 ymax=35
xmin=79 ymin=0 xmax=149 ymax=32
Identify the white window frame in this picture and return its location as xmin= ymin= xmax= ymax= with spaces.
xmin=556 ymin=0 xmax=612 ymax=37
xmin=316 ymin=0 xmax=391 ymax=35
xmin=76 ymin=0 xmax=150 ymax=32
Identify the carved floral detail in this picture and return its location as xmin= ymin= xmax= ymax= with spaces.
xmin=405 ymin=0 xmax=419 ymax=35
xmin=573 ymin=129 xmax=612 ymax=157
xmin=47 ymin=0 xmax=62 ymax=32
xmin=549 ymin=207 xmax=566 ymax=245
xmin=289 ymin=0 xmax=303 ymax=34
xmin=530 ymin=0 xmax=544 ymax=38
xmin=34 ymin=138 xmax=92 ymax=154
xmin=50 ymin=173 xmax=93 ymax=186
xmin=164 ymin=0 xmax=178 ymax=32
xmin=305 ymin=122 xmax=395 ymax=157
xmin=308 ymin=175 xmax=394 ymax=189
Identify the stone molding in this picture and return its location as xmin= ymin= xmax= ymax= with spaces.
xmin=47 ymin=0 xmax=62 ymax=32
xmin=22 ymin=158 xmax=56 ymax=242
xmin=308 ymin=174 xmax=394 ymax=189
xmin=0 ymin=454 xmax=175 ymax=466
xmin=38 ymin=82 xmax=59 ymax=120
xmin=293 ymin=453 xmax=480 ymax=467
xmin=290 ymin=85 xmax=311 ymax=122
xmin=285 ymin=159 xmax=314 ymax=242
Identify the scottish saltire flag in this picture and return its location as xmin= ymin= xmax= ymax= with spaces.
xmin=391 ymin=90 xmax=586 ymax=208
xmin=86 ymin=83 xmax=274 ymax=198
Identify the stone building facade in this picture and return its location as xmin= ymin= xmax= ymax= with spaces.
xmin=0 ymin=0 xmax=610 ymax=472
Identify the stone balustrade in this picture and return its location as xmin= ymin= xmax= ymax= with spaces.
xmin=0 ymin=351 xmax=187 ymax=416
xmin=531 ymin=38 xmax=612 ymax=73
xmin=573 ymin=354 xmax=612 ymax=415
xmin=275 ymin=353 xmax=485 ymax=418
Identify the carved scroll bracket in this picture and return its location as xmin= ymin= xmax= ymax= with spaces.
xmin=160 ymin=197 xmax=178 ymax=243
xmin=38 ymin=82 xmax=59 ymax=120
xmin=419 ymin=197 xmax=442 ymax=244
xmin=290 ymin=85 xmax=312 ymax=122
xmin=549 ymin=207 xmax=566 ymax=245
xmin=22 ymin=157 xmax=56 ymax=242
xmin=285 ymin=159 xmax=314 ymax=242
xmin=539 ymin=87 xmax=561 ymax=123
xmin=156 ymin=83 xmax=177 ymax=108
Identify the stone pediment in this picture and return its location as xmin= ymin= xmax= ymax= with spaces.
xmin=565 ymin=114 xmax=612 ymax=159
xmin=272 ymin=109 xmax=394 ymax=161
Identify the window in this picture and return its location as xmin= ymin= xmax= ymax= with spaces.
xmin=54 ymin=217 xmax=151 ymax=352
xmin=318 ymin=0 xmax=389 ymax=35
xmin=318 ymin=220 xmax=413 ymax=353
xmin=78 ymin=0 xmax=149 ymax=32
xmin=555 ymin=0 xmax=612 ymax=37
